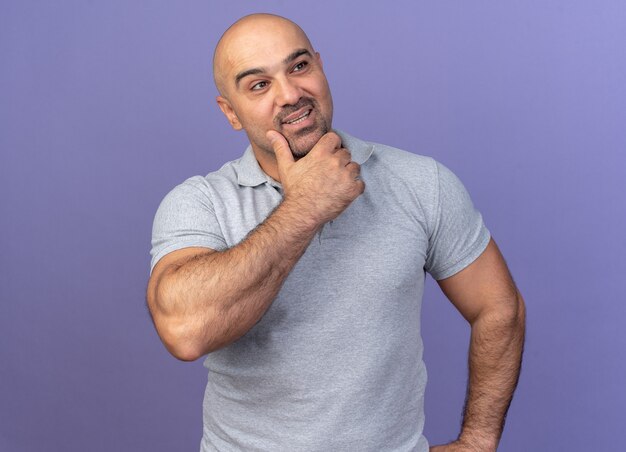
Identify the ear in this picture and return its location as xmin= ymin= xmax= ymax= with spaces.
xmin=315 ymin=51 xmax=323 ymax=68
xmin=216 ymin=96 xmax=243 ymax=130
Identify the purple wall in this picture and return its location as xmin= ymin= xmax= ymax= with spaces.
xmin=2 ymin=1 xmax=625 ymax=451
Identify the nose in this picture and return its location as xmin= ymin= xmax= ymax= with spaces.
xmin=275 ymin=77 xmax=302 ymax=106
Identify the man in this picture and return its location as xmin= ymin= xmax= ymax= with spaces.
xmin=147 ymin=13 xmax=525 ymax=452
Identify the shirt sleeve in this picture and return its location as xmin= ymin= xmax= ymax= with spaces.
xmin=150 ymin=177 xmax=228 ymax=273
xmin=424 ymin=161 xmax=491 ymax=280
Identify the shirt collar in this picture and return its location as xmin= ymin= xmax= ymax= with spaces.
xmin=335 ymin=129 xmax=375 ymax=165
xmin=234 ymin=129 xmax=374 ymax=187
xmin=235 ymin=145 xmax=270 ymax=187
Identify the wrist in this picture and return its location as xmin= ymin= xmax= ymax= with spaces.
xmin=457 ymin=431 xmax=499 ymax=452
xmin=279 ymin=195 xmax=325 ymax=231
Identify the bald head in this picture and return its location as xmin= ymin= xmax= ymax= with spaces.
xmin=213 ymin=14 xmax=314 ymax=96
xmin=211 ymin=13 xmax=333 ymax=169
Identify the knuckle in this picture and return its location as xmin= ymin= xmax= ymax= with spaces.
xmin=324 ymin=132 xmax=341 ymax=148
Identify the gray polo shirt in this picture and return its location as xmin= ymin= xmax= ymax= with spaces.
xmin=150 ymin=130 xmax=490 ymax=451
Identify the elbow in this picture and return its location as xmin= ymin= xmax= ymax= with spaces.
xmin=475 ymin=289 xmax=526 ymax=333
xmin=165 ymin=328 xmax=230 ymax=361
xmin=158 ymin=320 xmax=209 ymax=362
xmin=163 ymin=320 xmax=236 ymax=360
xmin=513 ymin=290 xmax=526 ymax=332
xmin=493 ymin=290 xmax=526 ymax=335
xmin=167 ymin=343 xmax=206 ymax=362
xmin=152 ymin=303 xmax=227 ymax=361
xmin=147 ymin=275 xmax=231 ymax=360
xmin=148 ymin=275 xmax=210 ymax=361
xmin=147 ymin=301 xmax=208 ymax=362
xmin=507 ymin=289 xmax=526 ymax=324
xmin=157 ymin=328 xmax=208 ymax=362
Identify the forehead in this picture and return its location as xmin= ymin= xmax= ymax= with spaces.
xmin=220 ymin=21 xmax=313 ymax=80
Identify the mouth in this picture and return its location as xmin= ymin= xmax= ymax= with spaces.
xmin=281 ymin=108 xmax=313 ymax=126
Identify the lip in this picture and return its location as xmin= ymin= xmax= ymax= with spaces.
xmin=281 ymin=107 xmax=313 ymax=124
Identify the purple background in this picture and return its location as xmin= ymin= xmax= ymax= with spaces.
xmin=2 ymin=1 xmax=625 ymax=451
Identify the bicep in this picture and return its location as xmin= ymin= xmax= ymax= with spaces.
xmin=436 ymin=238 xmax=520 ymax=324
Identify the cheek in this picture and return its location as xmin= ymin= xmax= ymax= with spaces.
xmin=235 ymin=102 xmax=273 ymax=130
xmin=310 ymin=79 xmax=332 ymax=106
xmin=249 ymin=100 xmax=277 ymax=126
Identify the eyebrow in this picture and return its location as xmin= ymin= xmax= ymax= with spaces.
xmin=283 ymin=48 xmax=311 ymax=65
xmin=234 ymin=48 xmax=313 ymax=88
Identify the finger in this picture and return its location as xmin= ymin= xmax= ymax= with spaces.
xmin=345 ymin=162 xmax=364 ymax=193
xmin=355 ymin=179 xmax=365 ymax=194
xmin=335 ymin=148 xmax=352 ymax=167
xmin=345 ymin=161 xmax=361 ymax=176
xmin=266 ymin=130 xmax=294 ymax=171
xmin=311 ymin=132 xmax=342 ymax=156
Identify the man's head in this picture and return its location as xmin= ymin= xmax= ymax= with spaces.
xmin=213 ymin=14 xmax=333 ymax=160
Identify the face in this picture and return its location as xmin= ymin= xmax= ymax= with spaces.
xmin=215 ymin=19 xmax=333 ymax=159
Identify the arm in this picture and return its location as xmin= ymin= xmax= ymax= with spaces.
xmin=430 ymin=239 xmax=526 ymax=451
xmin=146 ymin=131 xmax=364 ymax=361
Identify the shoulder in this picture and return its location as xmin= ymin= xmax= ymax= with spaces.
xmin=158 ymin=156 xmax=246 ymax=207
xmin=150 ymin=160 xmax=244 ymax=271
xmin=371 ymin=141 xmax=437 ymax=175
xmin=368 ymin=140 xmax=465 ymax=194
xmin=338 ymin=129 xmax=440 ymax=181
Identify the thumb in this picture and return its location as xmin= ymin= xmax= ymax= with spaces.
xmin=266 ymin=130 xmax=294 ymax=171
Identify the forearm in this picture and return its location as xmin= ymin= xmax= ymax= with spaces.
xmin=149 ymin=131 xmax=363 ymax=360
xmin=153 ymin=198 xmax=319 ymax=359
xmin=458 ymin=291 xmax=526 ymax=450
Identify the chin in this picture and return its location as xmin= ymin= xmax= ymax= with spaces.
xmin=288 ymin=137 xmax=319 ymax=158
xmin=287 ymin=126 xmax=328 ymax=158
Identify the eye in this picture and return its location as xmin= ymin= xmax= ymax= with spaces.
xmin=251 ymin=81 xmax=269 ymax=91
xmin=292 ymin=61 xmax=309 ymax=72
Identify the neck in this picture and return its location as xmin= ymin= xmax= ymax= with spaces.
xmin=251 ymin=146 xmax=281 ymax=183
